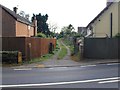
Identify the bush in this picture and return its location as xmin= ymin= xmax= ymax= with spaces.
xmin=1 ymin=51 xmax=19 ymax=63
xmin=115 ymin=33 xmax=120 ymax=38
xmin=37 ymin=33 xmax=46 ymax=38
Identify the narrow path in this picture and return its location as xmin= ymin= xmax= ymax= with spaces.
xmin=61 ymin=40 xmax=71 ymax=60
xmin=40 ymin=40 xmax=81 ymax=67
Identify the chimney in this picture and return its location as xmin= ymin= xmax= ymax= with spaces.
xmin=13 ymin=7 xmax=18 ymax=14
xmin=33 ymin=16 xmax=37 ymax=36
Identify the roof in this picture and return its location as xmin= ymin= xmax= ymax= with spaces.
xmin=86 ymin=2 xmax=113 ymax=28
xmin=0 ymin=4 xmax=33 ymax=26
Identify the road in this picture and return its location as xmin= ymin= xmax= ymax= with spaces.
xmin=1 ymin=63 xmax=120 ymax=88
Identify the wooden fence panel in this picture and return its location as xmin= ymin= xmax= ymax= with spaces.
xmin=2 ymin=37 xmax=56 ymax=60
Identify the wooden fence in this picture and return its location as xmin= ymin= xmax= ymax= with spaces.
xmin=2 ymin=37 xmax=56 ymax=60
xmin=83 ymin=38 xmax=119 ymax=59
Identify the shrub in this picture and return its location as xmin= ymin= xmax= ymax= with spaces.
xmin=37 ymin=33 xmax=46 ymax=38
xmin=115 ymin=33 xmax=120 ymax=38
xmin=1 ymin=51 xmax=19 ymax=63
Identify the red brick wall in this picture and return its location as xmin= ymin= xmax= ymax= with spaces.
xmin=16 ymin=21 xmax=34 ymax=37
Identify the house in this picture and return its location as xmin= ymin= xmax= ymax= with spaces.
xmin=86 ymin=0 xmax=120 ymax=38
xmin=78 ymin=27 xmax=87 ymax=37
xmin=0 ymin=4 xmax=37 ymax=37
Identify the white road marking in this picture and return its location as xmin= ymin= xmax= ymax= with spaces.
xmin=107 ymin=63 xmax=118 ymax=66
xmin=80 ymin=65 xmax=96 ymax=68
xmin=13 ymin=68 xmax=32 ymax=71
xmin=1 ymin=77 xmax=120 ymax=88
xmin=49 ymin=68 xmax=54 ymax=69
xmin=57 ymin=67 xmax=68 ymax=69
xmin=49 ymin=67 xmax=68 ymax=69
xmin=99 ymin=79 xmax=120 ymax=84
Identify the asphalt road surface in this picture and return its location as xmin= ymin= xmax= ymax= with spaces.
xmin=1 ymin=63 xmax=120 ymax=88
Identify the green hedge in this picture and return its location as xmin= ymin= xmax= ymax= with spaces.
xmin=115 ymin=33 xmax=120 ymax=38
xmin=37 ymin=33 xmax=46 ymax=38
xmin=1 ymin=51 xmax=19 ymax=63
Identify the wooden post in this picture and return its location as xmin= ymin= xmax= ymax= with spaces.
xmin=18 ymin=52 xmax=22 ymax=64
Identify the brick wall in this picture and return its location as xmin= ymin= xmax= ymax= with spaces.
xmin=16 ymin=21 xmax=34 ymax=37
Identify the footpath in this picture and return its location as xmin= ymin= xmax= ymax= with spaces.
xmin=11 ymin=40 xmax=119 ymax=68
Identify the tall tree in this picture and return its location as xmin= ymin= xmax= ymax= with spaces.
xmin=48 ymin=22 xmax=58 ymax=37
xmin=31 ymin=13 xmax=50 ymax=36
xmin=60 ymin=24 xmax=75 ymax=36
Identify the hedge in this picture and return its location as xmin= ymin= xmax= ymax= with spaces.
xmin=1 ymin=51 xmax=19 ymax=64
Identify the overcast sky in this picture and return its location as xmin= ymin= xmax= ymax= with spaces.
xmin=0 ymin=0 xmax=106 ymax=32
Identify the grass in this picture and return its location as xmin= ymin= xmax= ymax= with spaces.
xmin=25 ymin=53 xmax=54 ymax=64
xmin=71 ymin=51 xmax=80 ymax=62
xmin=63 ymin=38 xmax=74 ymax=55
xmin=57 ymin=39 xmax=67 ymax=60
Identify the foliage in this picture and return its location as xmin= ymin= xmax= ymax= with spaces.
xmin=19 ymin=11 xmax=30 ymax=20
xmin=58 ymin=31 xmax=64 ymax=38
xmin=74 ymin=34 xmax=82 ymax=38
xmin=28 ymin=53 xmax=53 ymax=64
xmin=31 ymin=13 xmax=50 ymax=37
xmin=71 ymin=51 xmax=80 ymax=62
xmin=37 ymin=33 xmax=46 ymax=38
xmin=59 ymin=24 xmax=76 ymax=38
xmin=55 ymin=40 xmax=60 ymax=50
xmin=48 ymin=22 xmax=58 ymax=37
xmin=63 ymin=39 xmax=74 ymax=55
xmin=1 ymin=51 xmax=19 ymax=63
xmin=115 ymin=33 xmax=120 ymax=38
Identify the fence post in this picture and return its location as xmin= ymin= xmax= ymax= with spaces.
xmin=28 ymin=43 xmax=32 ymax=60
xmin=17 ymin=52 xmax=22 ymax=64
xmin=80 ymin=45 xmax=83 ymax=60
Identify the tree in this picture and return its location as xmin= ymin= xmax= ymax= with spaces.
xmin=25 ymin=14 xmax=30 ymax=20
xmin=19 ymin=11 xmax=30 ymax=20
xmin=19 ymin=11 xmax=25 ymax=17
xmin=48 ymin=22 xmax=58 ymax=33
xmin=68 ymin=24 xmax=74 ymax=30
xmin=60 ymin=24 xmax=75 ymax=37
xmin=31 ymin=13 xmax=50 ymax=37
xmin=48 ymin=22 xmax=58 ymax=37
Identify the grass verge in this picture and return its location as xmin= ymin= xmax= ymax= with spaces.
xmin=57 ymin=39 xmax=67 ymax=60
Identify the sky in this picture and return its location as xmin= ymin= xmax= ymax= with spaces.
xmin=0 ymin=0 xmax=106 ymax=32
